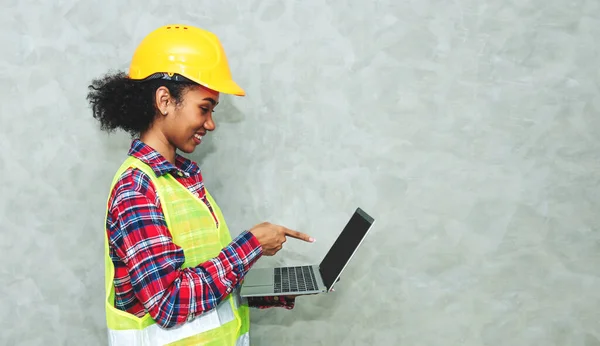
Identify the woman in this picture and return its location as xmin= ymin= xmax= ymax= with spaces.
xmin=87 ymin=24 xmax=315 ymax=346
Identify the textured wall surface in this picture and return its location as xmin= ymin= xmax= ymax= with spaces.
xmin=1 ymin=0 xmax=600 ymax=345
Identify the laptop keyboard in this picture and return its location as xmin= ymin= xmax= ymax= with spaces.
xmin=274 ymin=266 xmax=318 ymax=293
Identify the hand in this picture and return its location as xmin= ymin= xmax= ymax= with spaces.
xmin=249 ymin=222 xmax=315 ymax=256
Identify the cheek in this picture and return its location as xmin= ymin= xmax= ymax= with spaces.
xmin=166 ymin=112 xmax=193 ymax=139
xmin=176 ymin=110 xmax=201 ymax=132
xmin=188 ymin=114 xmax=205 ymax=132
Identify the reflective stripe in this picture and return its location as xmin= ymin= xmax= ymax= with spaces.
xmin=232 ymin=289 xmax=246 ymax=310
xmin=236 ymin=332 xmax=250 ymax=346
xmin=108 ymin=296 xmax=235 ymax=346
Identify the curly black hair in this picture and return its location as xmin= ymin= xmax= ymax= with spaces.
xmin=86 ymin=71 xmax=196 ymax=137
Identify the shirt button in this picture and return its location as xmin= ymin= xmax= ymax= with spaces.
xmin=177 ymin=171 xmax=184 ymax=177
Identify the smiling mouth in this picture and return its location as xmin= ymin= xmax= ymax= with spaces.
xmin=194 ymin=133 xmax=203 ymax=141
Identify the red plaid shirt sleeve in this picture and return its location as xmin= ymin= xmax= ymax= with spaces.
xmin=108 ymin=168 xmax=264 ymax=329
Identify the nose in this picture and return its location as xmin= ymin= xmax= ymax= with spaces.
xmin=204 ymin=114 xmax=216 ymax=131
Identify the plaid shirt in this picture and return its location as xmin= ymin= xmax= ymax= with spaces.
xmin=106 ymin=139 xmax=293 ymax=329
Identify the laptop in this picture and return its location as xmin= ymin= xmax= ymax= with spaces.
xmin=239 ymin=207 xmax=375 ymax=298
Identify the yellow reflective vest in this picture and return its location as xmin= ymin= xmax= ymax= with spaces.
xmin=103 ymin=156 xmax=250 ymax=345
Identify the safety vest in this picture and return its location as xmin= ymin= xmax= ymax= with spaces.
xmin=103 ymin=156 xmax=250 ymax=345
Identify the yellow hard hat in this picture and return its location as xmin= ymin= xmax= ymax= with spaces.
xmin=128 ymin=24 xmax=245 ymax=96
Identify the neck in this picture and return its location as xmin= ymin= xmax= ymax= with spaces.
xmin=139 ymin=130 xmax=176 ymax=164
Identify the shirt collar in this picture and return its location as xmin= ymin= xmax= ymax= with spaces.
xmin=128 ymin=139 xmax=201 ymax=177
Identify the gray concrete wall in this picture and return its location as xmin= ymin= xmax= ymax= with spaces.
xmin=1 ymin=0 xmax=599 ymax=345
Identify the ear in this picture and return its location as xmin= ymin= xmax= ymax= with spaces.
xmin=155 ymin=86 xmax=171 ymax=115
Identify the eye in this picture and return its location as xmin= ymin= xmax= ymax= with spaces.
xmin=200 ymin=107 xmax=214 ymax=114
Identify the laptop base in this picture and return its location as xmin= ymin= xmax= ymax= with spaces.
xmin=240 ymin=265 xmax=328 ymax=298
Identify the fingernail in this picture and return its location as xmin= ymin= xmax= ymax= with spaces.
xmin=309 ymin=237 xmax=315 ymax=242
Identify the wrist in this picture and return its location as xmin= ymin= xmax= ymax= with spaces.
xmin=243 ymin=230 xmax=263 ymax=257
xmin=228 ymin=230 xmax=264 ymax=270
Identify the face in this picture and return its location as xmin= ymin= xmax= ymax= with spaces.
xmin=155 ymin=84 xmax=220 ymax=154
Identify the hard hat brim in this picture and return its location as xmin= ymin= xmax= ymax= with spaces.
xmin=191 ymin=76 xmax=246 ymax=97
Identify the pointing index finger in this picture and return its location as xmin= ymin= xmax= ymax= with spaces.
xmin=284 ymin=229 xmax=315 ymax=243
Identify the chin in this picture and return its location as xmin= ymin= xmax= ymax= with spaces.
xmin=179 ymin=147 xmax=196 ymax=154
xmin=177 ymin=144 xmax=197 ymax=154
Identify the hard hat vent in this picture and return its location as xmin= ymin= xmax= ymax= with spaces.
xmin=165 ymin=26 xmax=188 ymax=30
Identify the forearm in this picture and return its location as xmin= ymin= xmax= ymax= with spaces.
xmin=147 ymin=231 xmax=263 ymax=327
xmin=125 ymin=230 xmax=261 ymax=328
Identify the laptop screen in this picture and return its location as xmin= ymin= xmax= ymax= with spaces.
xmin=319 ymin=208 xmax=374 ymax=290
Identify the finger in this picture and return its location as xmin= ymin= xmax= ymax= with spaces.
xmin=283 ymin=229 xmax=315 ymax=242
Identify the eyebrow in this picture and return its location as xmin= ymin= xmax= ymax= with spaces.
xmin=203 ymin=97 xmax=219 ymax=106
